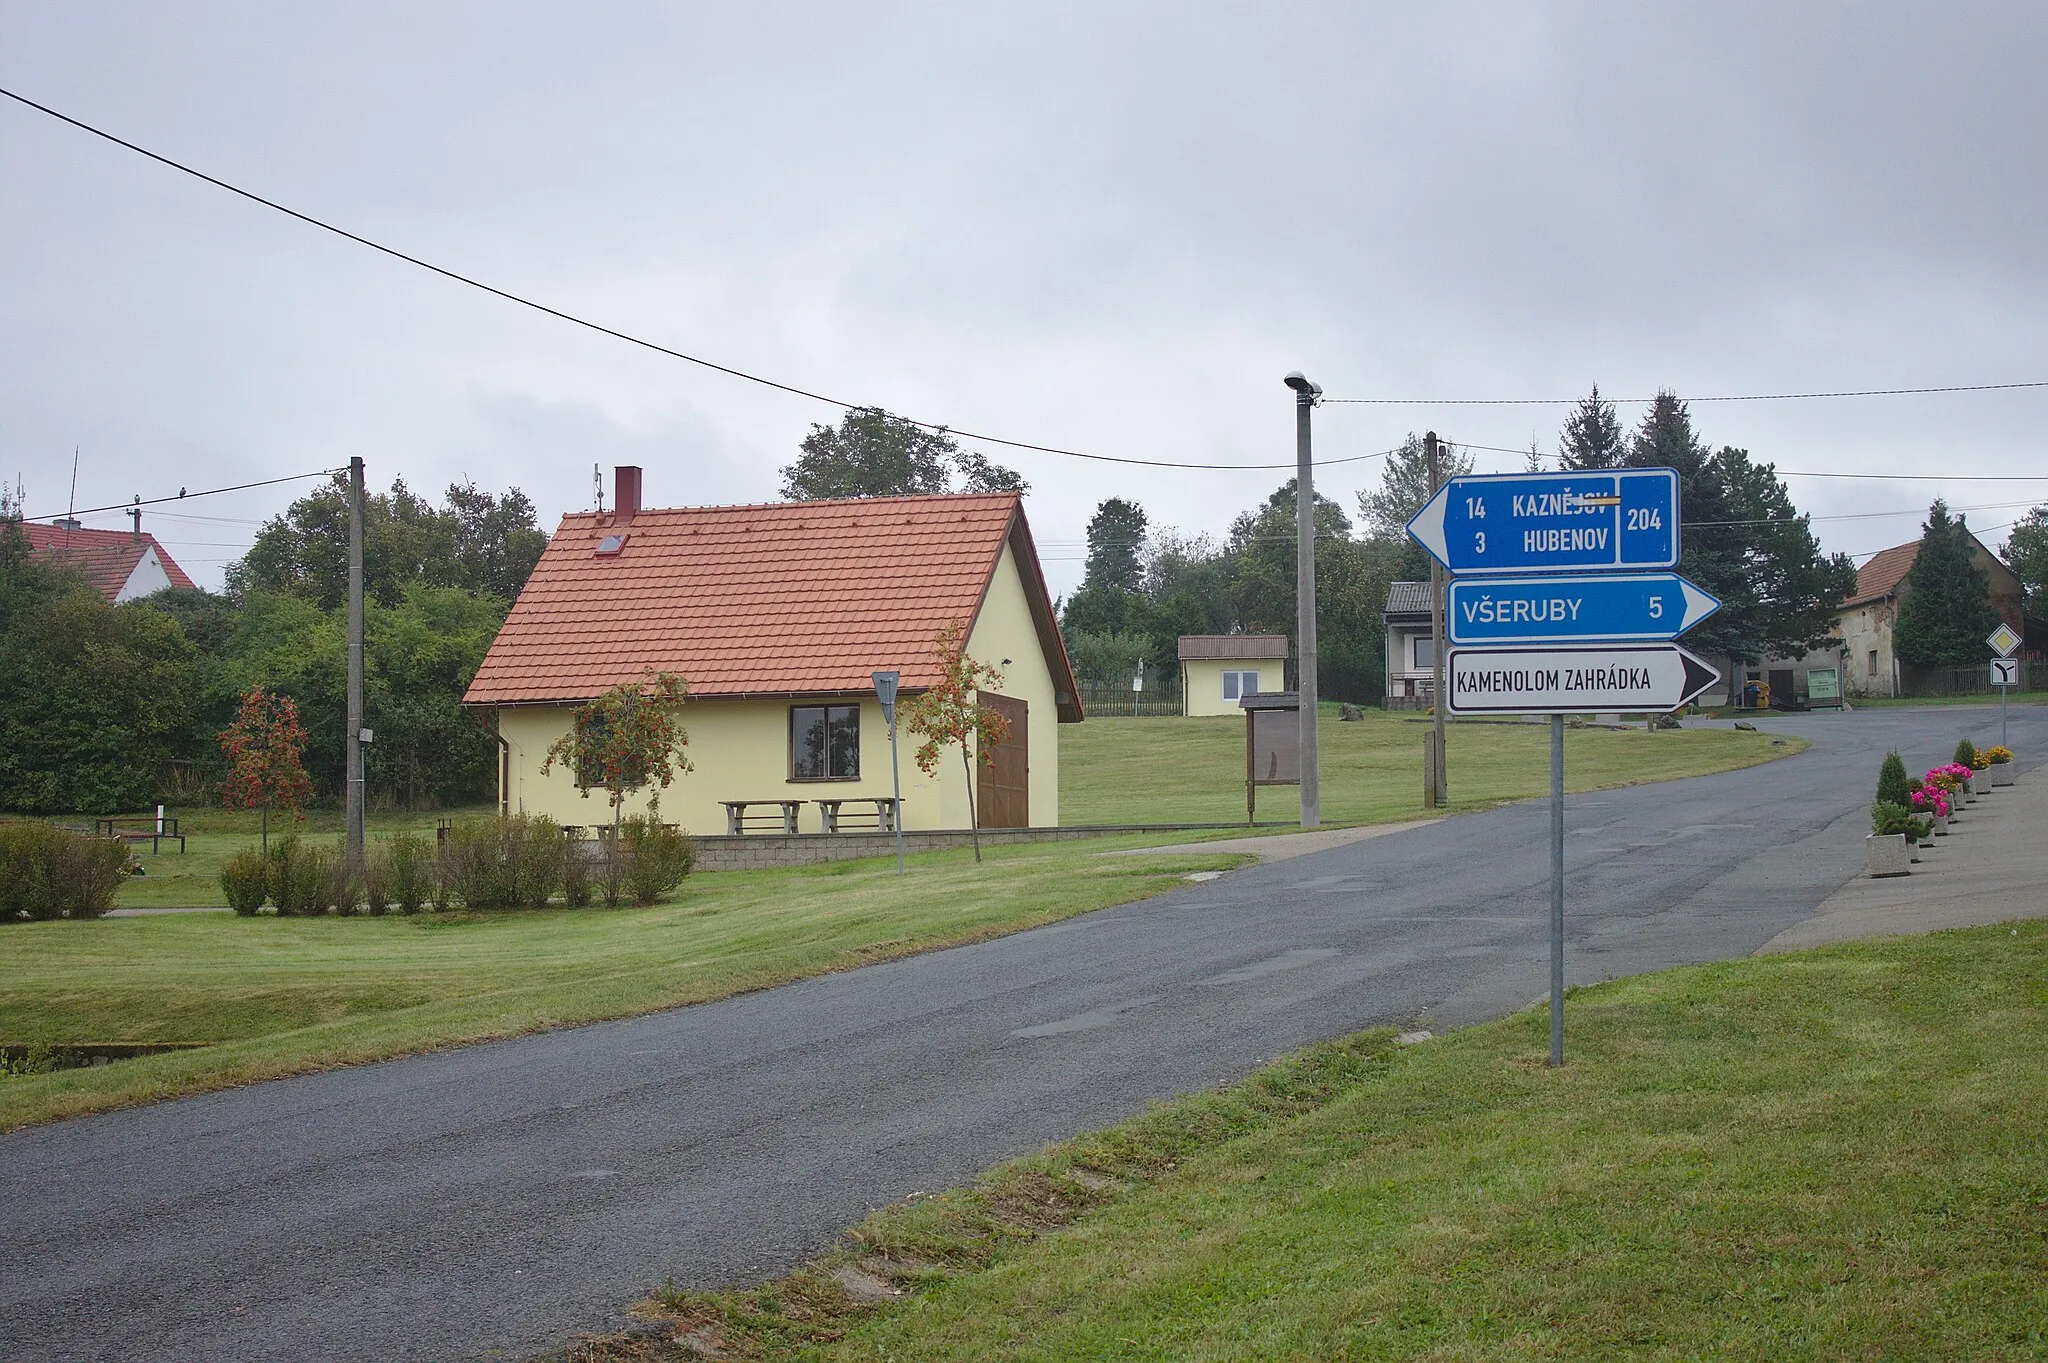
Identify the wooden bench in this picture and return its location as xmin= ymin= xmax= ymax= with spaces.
xmin=720 ymin=800 xmax=805 ymax=835
xmin=93 ymin=817 xmax=185 ymax=855
xmin=814 ymin=797 xmax=901 ymax=833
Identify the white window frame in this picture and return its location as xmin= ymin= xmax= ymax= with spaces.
xmin=1221 ymin=669 xmax=1261 ymax=701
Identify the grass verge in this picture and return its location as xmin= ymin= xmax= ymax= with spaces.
xmin=0 ymin=837 xmax=1243 ymax=1130
xmin=1059 ymin=710 xmax=1802 ymax=826
xmin=574 ymin=919 xmax=2048 ymax=1361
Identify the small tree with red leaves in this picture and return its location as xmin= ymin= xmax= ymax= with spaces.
xmin=218 ymin=687 xmax=314 ymax=855
xmin=542 ymin=670 xmax=692 ymax=840
xmin=898 ymin=620 xmax=1011 ymax=862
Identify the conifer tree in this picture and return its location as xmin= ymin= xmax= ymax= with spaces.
xmin=1559 ymin=385 xmax=1625 ymax=470
xmin=1894 ymin=501 xmax=2000 ymax=667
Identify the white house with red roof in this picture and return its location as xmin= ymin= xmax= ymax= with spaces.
xmin=22 ymin=522 xmax=198 ymax=602
xmin=463 ymin=466 xmax=1082 ymax=836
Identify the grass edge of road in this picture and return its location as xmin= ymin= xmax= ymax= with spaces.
xmin=561 ymin=918 xmax=2048 ymax=1363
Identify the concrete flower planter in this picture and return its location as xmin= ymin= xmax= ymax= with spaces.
xmin=1867 ymin=833 xmax=1913 ymax=878
xmin=1932 ymin=812 xmax=1950 ymax=836
xmin=1991 ymin=762 xmax=2016 ymax=787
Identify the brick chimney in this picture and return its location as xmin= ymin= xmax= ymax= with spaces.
xmin=613 ymin=466 xmax=642 ymax=525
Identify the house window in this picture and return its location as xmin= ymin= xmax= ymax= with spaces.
xmin=1222 ymin=670 xmax=1260 ymax=701
xmin=1867 ymin=650 xmax=1878 ymax=678
xmin=791 ymin=704 xmax=860 ymax=780
xmin=1414 ymin=636 xmax=1435 ymax=669
xmin=572 ymin=712 xmax=646 ymax=790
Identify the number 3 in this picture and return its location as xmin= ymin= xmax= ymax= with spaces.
xmin=1474 ymin=531 xmax=1486 ymax=554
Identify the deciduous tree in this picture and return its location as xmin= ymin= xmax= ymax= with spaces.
xmin=218 ymin=687 xmax=314 ymax=853
xmin=779 ymin=408 xmax=1027 ymax=501
xmin=898 ymin=621 xmax=1011 ymax=862
xmin=542 ymin=670 xmax=693 ymax=843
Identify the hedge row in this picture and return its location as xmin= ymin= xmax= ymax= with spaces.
xmin=220 ymin=814 xmax=694 ymax=917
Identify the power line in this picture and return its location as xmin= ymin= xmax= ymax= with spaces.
xmin=1325 ymin=381 xmax=2048 ymax=406
xmin=0 ymin=85 xmax=1389 ymax=477
xmin=19 ymin=468 xmax=342 ymax=523
xmin=1446 ymin=440 xmax=2048 ymax=482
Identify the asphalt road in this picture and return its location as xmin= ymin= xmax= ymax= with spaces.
xmin=6 ymin=704 xmax=2042 ymax=1362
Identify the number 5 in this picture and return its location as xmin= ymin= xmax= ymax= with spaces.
xmin=1648 ymin=596 xmax=1663 ymax=619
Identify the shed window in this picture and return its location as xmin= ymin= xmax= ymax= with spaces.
xmin=791 ymin=705 xmax=860 ymax=780
xmin=1222 ymin=670 xmax=1261 ymax=701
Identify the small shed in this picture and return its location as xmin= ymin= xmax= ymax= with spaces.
xmin=1178 ymin=635 xmax=1288 ymax=716
xmin=1382 ymin=581 xmax=1436 ymax=709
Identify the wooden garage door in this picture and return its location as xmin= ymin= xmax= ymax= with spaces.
xmin=976 ymin=693 xmax=1029 ymax=829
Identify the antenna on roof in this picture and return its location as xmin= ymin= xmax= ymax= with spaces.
xmin=593 ymin=462 xmax=604 ymax=513
xmin=64 ymin=447 xmax=79 ymax=550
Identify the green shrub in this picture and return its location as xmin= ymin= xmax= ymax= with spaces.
xmin=1953 ymin=737 xmax=1978 ymax=769
xmin=220 ymin=848 xmax=269 ymax=915
xmin=0 ymin=822 xmax=130 ymax=921
xmin=1875 ymin=751 xmax=1912 ymax=809
xmin=319 ymin=845 xmax=360 ymax=916
xmin=441 ymin=817 xmax=514 ymax=909
xmin=387 ymin=831 xmax=430 ymax=915
xmin=268 ymin=836 xmax=328 ymax=917
xmin=360 ymin=844 xmax=391 ymax=916
xmin=562 ymin=841 xmax=593 ymax=908
xmin=1871 ymin=800 xmax=1930 ymax=841
xmin=508 ymin=814 xmax=569 ymax=908
xmin=622 ymin=817 xmax=695 ymax=905
xmin=441 ymin=814 xmax=571 ymax=909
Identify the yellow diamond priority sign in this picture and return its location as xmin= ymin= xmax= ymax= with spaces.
xmin=1988 ymin=623 xmax=2022 ymax=658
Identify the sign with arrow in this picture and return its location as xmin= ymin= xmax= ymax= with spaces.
xmin=1407 ymin=468 xmax=1680 ymax=575
xmin=1446 ymin=572 xmax=1720 ymax=646
xmin=1443 ymin=643 xmax=1721 ymax=716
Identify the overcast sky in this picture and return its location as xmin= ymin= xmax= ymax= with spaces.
xmin=5 ymin=2 xmax=2047 ymax=595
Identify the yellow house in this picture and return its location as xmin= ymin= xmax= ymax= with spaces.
xmin=462 ymin=469 xmax=1082 ymax=835
xmin=1178 ymin=635 xmax=1290 ymax=716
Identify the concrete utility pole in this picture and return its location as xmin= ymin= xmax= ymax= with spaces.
xmin=1426 ymin=432 xmax=1448 ymax=807
xmin=1284 ymin=372 xmax=1323 ymax=828
xmin=345 ymin=456 xmax=367 ymax=866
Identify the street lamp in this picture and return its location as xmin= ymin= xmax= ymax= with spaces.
xmin=1284 ymin=372 xmax=1322 ymax=828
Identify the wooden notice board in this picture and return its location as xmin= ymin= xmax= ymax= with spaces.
xmin=1242 ymin=692 xmax=1301 ymax=824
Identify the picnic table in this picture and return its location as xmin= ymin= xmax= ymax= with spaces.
xmin=814 ymin=797 xmax=901 ymax=833
xmin=720 ymin=800 xmax=806 ymax=835
xmin=94 ymin=817 xmax=186 ymax=855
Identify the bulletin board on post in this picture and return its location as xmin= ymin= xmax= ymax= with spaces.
xmin=1242 ymin=691 xmax=1301 ymax=824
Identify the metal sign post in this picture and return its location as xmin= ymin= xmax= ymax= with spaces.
xmin=1989 ymin=626 xmax=2021 ymax=751
xmin=873 ymin=671 xmax=905 ymax=875
xmin=1410 ymin=464 xmax=1712 ymax=1068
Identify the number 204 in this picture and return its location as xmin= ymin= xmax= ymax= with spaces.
xmin=1626 ymin=507 xmax=1663 ymax=531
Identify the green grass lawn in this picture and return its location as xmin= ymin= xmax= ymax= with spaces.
xmin=0 ymin=835 xmax=1246 ymax=1129
xmin=91 ymin=713 xmax=1792 ymax=907
xmin=614 ymin=920 xmax=2048 ymax=1362
xmin=1060 ymin=708 xmax=1800 ymax=826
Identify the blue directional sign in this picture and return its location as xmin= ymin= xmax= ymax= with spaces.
xmin=1407 ymin=468 xmax=1680 ymax=574
xmin=1446 ymin=572 xmax=1720 ymax=646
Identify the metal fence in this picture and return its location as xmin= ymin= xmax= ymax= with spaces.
xmin=1900 ymin=659 xmax=2043 ymax=697
xmin=1074 ymin=678 xmax=1184 ymax=717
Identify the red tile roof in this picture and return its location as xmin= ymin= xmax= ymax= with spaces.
xmin=1843 ymin=541 xmax=1918 ymax=608
xmin=20 ymin=522 xmax=198 ymax=601
xmin=463 ymin=492 xmax=1081 ymax=719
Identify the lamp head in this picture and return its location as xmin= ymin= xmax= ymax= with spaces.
xmin=1283 ymin=372 xmax=1322 ymax=399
